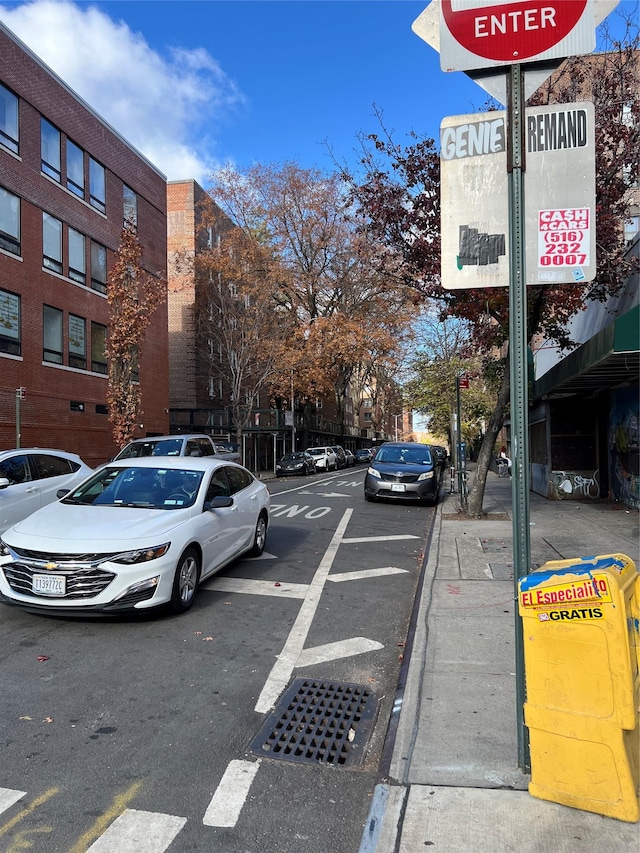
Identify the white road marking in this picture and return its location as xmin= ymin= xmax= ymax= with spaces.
xmin=342 ymin=534 xmax=420 ymax=544
xmin=244 ymin=550 xmax=278 ymax=560
xmin=203 ymin=760 xmax=261 ymax=827
xmin=296 ymin=637 xmax=384 ymax=667
xmin=255 ymin=508 xmax=353 ymax=713
xmin=86 ymin=809 xmax=186 ymax=852
xmin=0 ymin=787 xmax=25 ymax=814
xmin=327 ymin=567 xmax=409 ymax=583
xmin=205 ymin=577 xmax=309 ymax=598
xmin=316 ymin=492 xmax=350 ymax=497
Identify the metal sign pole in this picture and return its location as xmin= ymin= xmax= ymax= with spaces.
xmin=507 ymin=64 xmax=531 ymax=772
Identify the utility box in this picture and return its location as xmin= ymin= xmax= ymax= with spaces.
xmin=518 ymin=553 xmax=640 ymax=822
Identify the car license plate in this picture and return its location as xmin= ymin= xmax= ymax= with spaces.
xmin=32 ymin=574 xmax=66 ymax=596
xmin=391 ymin=483 xmax=405 ymax=492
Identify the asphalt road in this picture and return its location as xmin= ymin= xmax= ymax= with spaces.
xmin=0 ymin=466 xmax=439 ymax=852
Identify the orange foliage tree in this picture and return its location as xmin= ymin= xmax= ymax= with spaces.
xmin=106 ymin=226 xmax=166 ymax=448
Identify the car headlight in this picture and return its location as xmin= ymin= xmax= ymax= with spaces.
xmin=112 ymin=543 xmax=171 ymax=564
xmin=418 ymin=471 xmax=435 ymax=481
xmin=367 ymin=467 xmax=382 ymax=479
xmin=0 ymin=539 xmax=10 ymax=557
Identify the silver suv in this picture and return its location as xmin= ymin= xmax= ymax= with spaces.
xmin=306 ymin=447 xmax=338 ymax=471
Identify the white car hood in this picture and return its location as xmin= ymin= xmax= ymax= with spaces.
xmin=3 ymin=502 xmax=193 ymax=552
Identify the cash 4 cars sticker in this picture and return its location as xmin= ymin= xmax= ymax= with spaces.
xmin=520 ymin=574 xmax=611 ymax=609
xmin=538 ymin=208 xmax=590 ymax=274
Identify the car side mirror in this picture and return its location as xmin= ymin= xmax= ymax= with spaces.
xmin=0 ymin=477 xmax=10 ymax=490
xmin=205 ymin=495 xmax=234 ymax=510
xmin=56 ymin=488 xmax=70 ymax=498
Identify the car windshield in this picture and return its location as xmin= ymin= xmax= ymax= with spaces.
xmin=376 ymin=447 xmax=432 ymax=465
xmin=60 ymin=466 xmax=203 ymax=509
xmin=115 ymin=438 xmax=183 ymax=459
xmin=281 ymin=453 xmax=305 ymax=461
xmin=307 ymin=449 xmax=323 ymax=456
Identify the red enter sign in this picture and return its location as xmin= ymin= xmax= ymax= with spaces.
xmin=441 ymin=0 xmax=588 ymax=63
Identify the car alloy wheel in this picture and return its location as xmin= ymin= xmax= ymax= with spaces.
xmin=170 ymin=547 xmax=200 ymax=613
xmin=248 ymin=513 xmax=268 ymax=557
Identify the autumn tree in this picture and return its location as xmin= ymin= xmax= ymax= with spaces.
xmin=106 ymin=226 xmax=166 ymax=448
xmin=193 ymin=203 xmax=297 ymax=449
xmin=207 ymin=163 xmax=416 ymax=442
xmin=344 ymin=24 xmax=639 ymax=516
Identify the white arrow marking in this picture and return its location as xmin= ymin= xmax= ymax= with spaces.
xmin=327 ymin=567 xmax=409 ymax=583
xmin=0 ymin=788 xmax=25 ymax=815
xmin=316 ymin=492 xmax=350 ymax=497
xmin=336 ymin=481 xmax=360 ymax=487
xmin=243 ymin=550 xmax=278 ymax=560
xmin=203 ymin=760 xmax=261 ymax=827
xmin=296 ymin=637 xmax=383 ymax=667
xmin=342 ymin=534 xmax=420 ymax=544
xmin=205 ymin=577 xmax=308 ymax=599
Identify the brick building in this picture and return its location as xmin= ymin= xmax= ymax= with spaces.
xmin=0 ymin=22 xmax=168 ymax=467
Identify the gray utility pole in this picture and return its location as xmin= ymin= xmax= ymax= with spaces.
xmin=507 ymin=64 xmax=531 ymax=773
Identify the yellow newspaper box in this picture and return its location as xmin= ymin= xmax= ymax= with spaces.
xmin=518 ymin=553 xmax=640 ymax=822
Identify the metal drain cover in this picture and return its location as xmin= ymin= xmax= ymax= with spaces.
xmin=249 ymin=678 xmax=378 ymax=768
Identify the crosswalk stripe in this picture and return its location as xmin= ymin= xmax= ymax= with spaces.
xmin=85 ymin=809 xmax=186 ymax=852
xmin=0 ymin=788 xmax=26 ymax=817
xmin=203 ymin=760 xmax=261 ymax=827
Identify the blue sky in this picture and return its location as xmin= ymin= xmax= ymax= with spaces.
xmin=0 ymin=1 xmax=635 ymax=184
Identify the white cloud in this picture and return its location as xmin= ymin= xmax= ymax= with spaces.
xmin=0 ymin=0 xmax=244 ymax=183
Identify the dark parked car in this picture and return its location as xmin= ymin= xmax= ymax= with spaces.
xmin=364 ymin=441 xmax=440 ymax=504
xmin=276 ymin=451 xmax=316 ymax=477
xmin=331 ymin=446 xmax=347 ymax=469
xmin=430 ymin=445 xmax=449 ymax=473
xmin=355 ymin=448 xmax=374 ymax=464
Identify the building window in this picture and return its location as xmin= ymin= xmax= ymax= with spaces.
xmin=66 ymin=139 xmax=85 ymax=198
xmin=0 ymin=187 xmax=20 ymax=255
xmin=69 ymin=314 xmax=86 ymax=369
xmin=91 ymin=321 xmax=107 ymax=374
xmin=43 ymin=212 xmax=63 ymax=274
xmin=41 ymin=118 xmax=61 ymax=182
xmin=0 ymin=84 xmax=19 ymax=154
xmin=89 ymin=157 xmax=106 ymax=214
xmin=364 ymin=412 xmax=372 ymax=422
xmin=123 ymin=185 xmax=137 ymax=229
xmin=90 ymin=241 xmax=107 ymax=293
xmin=0 ymin=289 xmax=20 ymax=355
xmin=68 ymin=227 xmax=86 ymax=284
xmin=43 ymin=305 xmax=63 ymax=364
xmin=95 ymin=403 xmax=108 ymax=415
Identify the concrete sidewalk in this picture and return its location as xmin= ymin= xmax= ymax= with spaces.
xmin=361 ymin=469 xmax=640 ymax=853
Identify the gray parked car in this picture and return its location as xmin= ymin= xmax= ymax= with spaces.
xmin=364 ymin=441 xmax=440 ymax=504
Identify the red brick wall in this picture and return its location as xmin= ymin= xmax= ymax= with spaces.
xmin=0 ymin=26 xmax=168 ymax=467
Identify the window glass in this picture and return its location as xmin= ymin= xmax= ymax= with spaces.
xmin=227 ymin=466 xmax=252 ymax=494
xmin=0 ymin=84 xmax=19 ymax=154
xmin=0 ymin=289 xmax=20 ymax=355
xmin=43 ymin=304 xmax=63 ymax=364
xmin=0 ymin=187 xmax=20 ymax=255
xmin=66 ymin=139 xmax=84 ymax=197
xmin=43 ymin=212 xmax=62 ymax=273
xmin=41 ymin=118 xmax=61 ymax=181
xmin=68 ymin=228 xmax=86 ymax=284
xmin=89 ymin=157 xmax=106 ymax=213
xmin=0 ymin=455 xmax=31 ymax=484
xmin=31 ymin=453 xmax=77 ymax=479
xmin=123 ymin=185 xmax=137 ymax=228
xmin=68 ymin=314 xmax=86 ymax=369
xmin=91 ymin=321 xmax=107 ymax=374
xmin=90 ymin=241 xmax=107 ymax=293
xmin=206 ymin=469 xmax=231 ymax=500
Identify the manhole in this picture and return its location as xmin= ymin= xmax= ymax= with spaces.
xmin=249 ymin=678 xmax=378 ymax=768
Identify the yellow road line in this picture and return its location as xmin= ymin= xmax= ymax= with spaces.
xmin=0 ymin=787 xmax=59 ymax=837
xmin=66 ymin=780 xmax=143 ymax=853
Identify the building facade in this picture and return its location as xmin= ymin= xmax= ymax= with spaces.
xmin=0 ymin=23 xmax=168 ymax=466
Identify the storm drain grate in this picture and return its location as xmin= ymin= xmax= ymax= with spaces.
xmin=249 ymin=678 xmax=377 ymax=768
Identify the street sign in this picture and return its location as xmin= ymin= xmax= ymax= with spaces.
xmin=440 ymin=102 xmax=595 ymax=289
xmin=412 ymin=1 xmax=619 ymax=101
xmin=458 ymin=376 xmax=470 ymax=388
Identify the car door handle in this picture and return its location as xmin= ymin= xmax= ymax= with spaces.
xmin=25 ymin=487 xmax=38 ymax=494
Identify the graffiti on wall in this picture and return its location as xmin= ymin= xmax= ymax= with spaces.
xmin=551 ymin=469 xmax=600 ymax=500
xmin=609 ymin=388 xmax=639 ymax=510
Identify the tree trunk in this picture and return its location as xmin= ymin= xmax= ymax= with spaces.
xmin=466 ymin=362 xmax=510 ymax=517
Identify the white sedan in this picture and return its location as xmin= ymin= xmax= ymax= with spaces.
xmin=0 ymin=457 xmax=270 ymax=617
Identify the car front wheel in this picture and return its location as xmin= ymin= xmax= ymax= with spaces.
xmin=248 ymin=512 xmax=268 ymax=557
xmin=170 ymin=547 xmax=200 ymax=614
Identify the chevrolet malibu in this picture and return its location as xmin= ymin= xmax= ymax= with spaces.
xmin=0 ymin=457 xmax=270 ymax=616
xmin=364 ymin=442 xmax=440 ymax=504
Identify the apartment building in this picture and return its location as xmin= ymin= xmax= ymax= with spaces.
xmin=0 ymin=23 xmax=169 ymax=466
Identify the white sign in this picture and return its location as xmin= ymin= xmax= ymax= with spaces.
xmin=440 ymin=102 xmax=595 ymax=289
